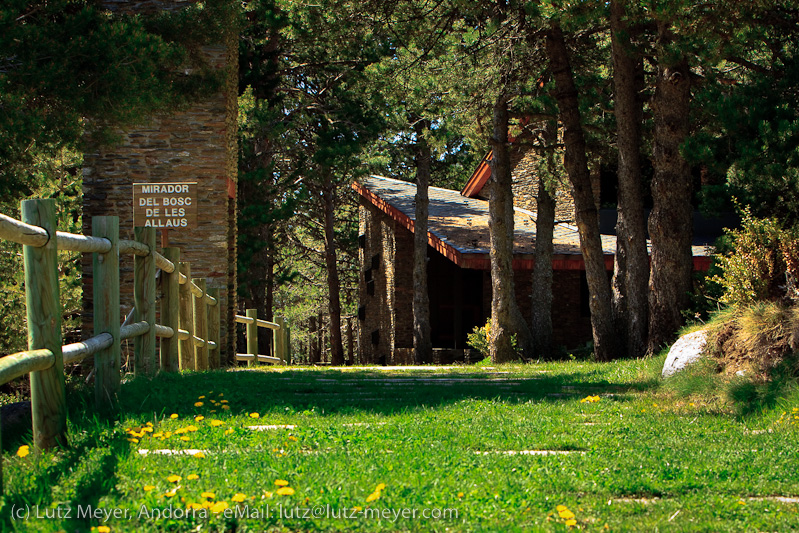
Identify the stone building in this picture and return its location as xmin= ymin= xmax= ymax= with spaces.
xmin=82 ymin=0 xmax=238 ymax=360
xmin=354 ymin=148 xmax=712 ymax=364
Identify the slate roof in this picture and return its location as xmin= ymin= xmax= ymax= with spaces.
xmin=354 ymin=175 xmax=711 ymax=270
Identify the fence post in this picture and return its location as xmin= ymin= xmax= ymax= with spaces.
xmin=179 ymin=262 xmax=195 ymax=370
xmin=134 ymin=227 xmax=157 ymax=376
xmin=208 ymin=287 xmax=221 ymax=369
xmin=246 ymin=309 xmax=257 ymax=366
xmin=285 ymin=324 xmax=291 ymax=365
xmin=193 ymin=278 xmax=208 ymax=370
xmin=347 ymin=317 xmax=354 ymax=366
xmin=22 ymin=199 xmax=67 ymax=449
xmin=275 ymin=316 xmax=286 ymax=364
xmin=93 ymin=216 xmax=120 ymax=410
xmin=160 ymin=247 xmax=181 ymax=372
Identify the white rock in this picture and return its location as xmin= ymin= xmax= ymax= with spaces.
xmin=662 ymin=329 xmax=709 ymax=378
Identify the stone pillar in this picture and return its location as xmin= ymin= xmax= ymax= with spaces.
xmin=82 ymin=0 xmax=238 ymax=362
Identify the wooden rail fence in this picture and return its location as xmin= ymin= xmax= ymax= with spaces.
xmin=0 ymin=199 xmax=289 ymax=465
xmin=234 ymin=309 xmax=290 ymax=365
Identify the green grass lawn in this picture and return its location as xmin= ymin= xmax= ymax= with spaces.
xmin=3 ymin=356 xmax=799 ymax=532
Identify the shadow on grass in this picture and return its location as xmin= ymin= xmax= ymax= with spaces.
xmin=1 ymin=386 xmax=131 ymax=531
xmin=114 ymin=364 xmax=662 ymax=419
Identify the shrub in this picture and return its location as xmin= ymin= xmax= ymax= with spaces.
xmin=711 ymin=208 xmax=799 ymax=306
xmin=466 ymin=319 xmax=519 ymax=358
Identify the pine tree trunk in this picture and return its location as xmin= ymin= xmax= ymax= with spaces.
xmin=611 ymin=0 xmax=649 ymax=358
xmin=321 ymin=180 xmax=345 ymax=365
xmin=545 ymin=21 xmax=616 ymax=362
xmin=648 ymin=26 xmax=693 ymax=353
xmin=412 ymin=119 xmax=432 ymax=364
xmin=531 ymin=120 xmax=557 ymax=359
xmin=488 ymin=96 xmax=534 ymax=363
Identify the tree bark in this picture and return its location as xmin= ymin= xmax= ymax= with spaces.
xmin=321 ymin=179 xmax=345 ymax=365
xmin=545 ymin=21 xmax=616 ymax=362
xmin=412 ymin=119 xmax=433 ymax=364
xmin=648 ymin=23 xmax=694 ymax=353
xmin=530 ymin=120 xmax=557 ymax=359
xmin=488 ymin=96 xmax=534 ymax=363
xmin=610 ymin=0 xmax=649 ymax=358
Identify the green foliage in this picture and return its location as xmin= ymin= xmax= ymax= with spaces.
xmin=0 ymin=150 xmax=83 ymax=355
xmin=0 ymin=0 xmax=225 ymax=194
xmin=710 ymin=208 xmax=799 ymax=306
xmin=467 ymin=318 xmax=519 ymax=358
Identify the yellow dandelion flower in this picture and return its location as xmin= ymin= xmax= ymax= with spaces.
xmin=224 ymin=428 xmax=234 ymax=435
xmin=175 ymin=427 xmax=187 ymax=434
xmin=262 ymin=491 xmax=273 ymax=498
xmin=193 ymin=452 xmax=206 ymax=458
xmin=164 ymin=488 xmax=178 ymax=497
xmin=457 ymin=492 xmax=464 ymax=498
xmin=275 ymin=479 xmax=289 ymax=486
xmin=144 ymin=485 xmax=156 ymax=492
xmin=153 ymin=432 xmax=164 ymax=438
xmin=222 ymin=405 xmax=230 ymax=410
xmin=146 ymin=422 xmax=153 ymax=426
xmin=210 ymin=501 xmax=228 ymax=513
xmin=556 ymin=505 xmax=568 ymax=512
xmin=375 ymin=483 xmax=386 ymax=491
xmin=167 ymin=475 xmax=182 ymax=483
xmin=276 ymin=487 xmax=295 ymax=496
xmin=249 ymin=412 xmax=259 ymax=419
xmin=218 ymin=393 xmax=224 ymax=396
xmin=188 ymin=502 xmax=203 ymax=511
xmin=127 ymin=438 xmax=139 ymax=444
xmin=352 ymin=506 xmax=362 ymax=512
xmin=187 ymin=474 xmax=199 ymax=480
xmin=195 ymin=415 xmax=204 ymax=422
xmin=97 ymin=527 xmax=111 ymax=533
xmin=16 ymin=445 xmax=30 ymax=458
xmin=187 ymin=425 xmax=198 ymax=432
xmin=201 ymin=492 xmax=215 ymax=499
xmin=170 ymin=413 xmax=179 ymax=419
xmin=210 ymin=410 xmax=217 ymax=414
xmin=232 ymin=493 xmax=246 ymax=503
xmin=221 ymin=399 xmax=228 ymax=404
xmin=194 ymin=402 xmax=204 ymax=407
xmin=565 ymin=519 xmax=577 ymax=527
xmin=288 ymin=435 xmax=298 ymax=442
xmin=558 ymin=509 xmax=575 ymax=520
xmin=163 ymin=432 xmax=173 ymax=438
xmin=211 ymin=420 xmax=224 ymax=427
xmin=366 ymin=491 xmax=380 ymax=502
xmin=180 ymin=436 xmax=190 ymax=441
xmin=198 ymin=395 xmax=206 ymax=399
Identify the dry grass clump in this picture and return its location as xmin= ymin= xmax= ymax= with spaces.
xmin=705 ymin=302 xmax=799 ymax=380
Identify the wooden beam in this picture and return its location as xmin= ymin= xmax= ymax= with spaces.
xmin=22 ymin=199 xmax=67 ymax=450
xmin=178 ymin=262 xmax=195 ymax=371
xmin=92 ymin=216 xmax=120 ymax=411
xmin=193 ymin=278 xmax=208 ymax=370
xmin=134 ymin=227 xmax=157 ymax=376
xmin=160 ymin=247 xmax=181 ymax=372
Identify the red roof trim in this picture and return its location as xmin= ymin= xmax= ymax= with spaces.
xmin=460 ymin=151 xmax=492 ymax=198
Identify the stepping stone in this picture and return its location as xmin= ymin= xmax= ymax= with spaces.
xmin=138 ymin=449 xmax=209 ymax=456
xmin=748 ymin=496 xmax=799 ymax=504
xmin=475 ymin=450 xmax=585 ymax=456
xmin=611 ymin=497 xmax=660 ymax=505
xmin=247 ymin=425 xmax=296 ymax=430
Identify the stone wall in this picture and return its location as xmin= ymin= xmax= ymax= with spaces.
xmin=358 ymin=200 xmax=393 ymax=364
xmin=509 ymin=146 xmax=578 ymax=224
xmin=82 ymin=0 xmax=238 ymax=361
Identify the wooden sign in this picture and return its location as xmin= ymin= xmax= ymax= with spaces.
xmin=133 ymin=182 xmax=198 ymax=229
